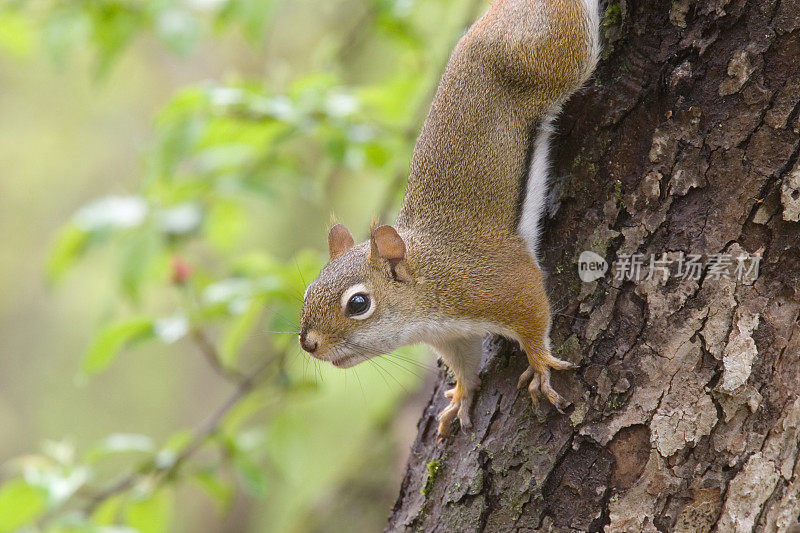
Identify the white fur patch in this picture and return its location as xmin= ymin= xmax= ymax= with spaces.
xmin=581 ymin=0 xmax=601 ymax=73
xmin=351 ymin=316 xmax=520 ymax=354
xmin=517 ymin=0 xmax=600 ymax=260
xmin=517 ymin=111 xmax=559 ymax=260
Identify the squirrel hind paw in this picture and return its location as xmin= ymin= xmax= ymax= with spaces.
xmin=517 ymin=366 xmax=535 ymax=389
xmin=519 ymin=365 xmax=570 ymax=414
xmin=542 ymin=353 xmax=579 ymax=371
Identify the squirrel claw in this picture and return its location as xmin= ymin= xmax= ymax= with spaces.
xmin=437 ymin=401 xmax=457 ymax=437
xmin=526 ymin=371 xmax=541 ymax=410
xmin=458 ymin=404 xmax=473 ymax=430
xmin=542 ymin=379 xmax=571 ymax=414
xmin=437 ymin=386 xmax=474 ymax=438
xmin=519 ymin=365 xmax=571 ymax=414
xmin=517 ymin=367 xmax=535 ymax=389
xmin=548 ymin=393 xmax=569 ymax=414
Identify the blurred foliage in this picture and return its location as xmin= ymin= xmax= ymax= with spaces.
xmin=2 ymin=0 xmax=278 ymax=73
xmin=0 ymin=0 xmax=480 ymax=531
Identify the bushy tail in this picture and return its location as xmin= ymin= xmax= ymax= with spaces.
xmin=516 ymin=0 xmax=600 ymax=260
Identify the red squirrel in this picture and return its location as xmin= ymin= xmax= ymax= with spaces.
xmin=300 ymin=0 xmax=600 ymax=438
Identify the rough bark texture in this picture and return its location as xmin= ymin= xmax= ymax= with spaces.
xmin=387 ymin=1 xmax=800 ymax=531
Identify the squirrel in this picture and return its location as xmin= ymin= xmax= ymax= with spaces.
xmin=299 ymin=0 xmax=599 ymax=438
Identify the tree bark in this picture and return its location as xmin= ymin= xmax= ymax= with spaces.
xmin=387 ymin=1 xmax=800 ymax=531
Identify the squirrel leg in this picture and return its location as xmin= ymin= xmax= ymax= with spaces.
xmin=502 ymin=255 xmax=577 ymax=413
xmin=432 ymin=335 xmax=483 ymax=439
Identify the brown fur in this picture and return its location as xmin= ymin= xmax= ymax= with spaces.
xmin=301 ymin=0 xmax=598 ymax=437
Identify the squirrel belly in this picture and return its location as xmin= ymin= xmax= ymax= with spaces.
xmin=299 ymin=0 xmax=600 ymax=439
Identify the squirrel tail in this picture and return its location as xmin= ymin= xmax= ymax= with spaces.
xmin=516 ymin=0 xmax=600 ymax=260
xmin=517 ymin=114 xmax=558 ymax=261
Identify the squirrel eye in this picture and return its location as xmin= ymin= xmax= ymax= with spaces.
xmin=345 ymin=293 xmax=371 ymax=318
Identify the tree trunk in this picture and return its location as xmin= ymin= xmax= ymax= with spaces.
xmin=386 ymin=1 xmax=800 ymax=531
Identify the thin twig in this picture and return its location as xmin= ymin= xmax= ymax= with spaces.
xmin=191 ymin=328 xmax=247 ymax=383
xmin=83 ymin=357 xmax=272 ymax=516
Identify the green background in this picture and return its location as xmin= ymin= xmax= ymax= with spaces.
xmin=0 ymin=0 xmax=482 ymax=531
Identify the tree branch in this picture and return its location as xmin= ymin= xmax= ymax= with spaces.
xmin=34 ymin=339 xmax=272 ymax=529
xmin=83 ymin=356 xmax=270 ymax=515
xmin=191 ymin=328 xmax=248 ymax=383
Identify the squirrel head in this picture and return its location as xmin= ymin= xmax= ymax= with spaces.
xmin=299 ymin=222 xmax=417 ymax=367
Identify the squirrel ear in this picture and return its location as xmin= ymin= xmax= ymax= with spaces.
xmin=370 ymin=224 xmax=406 ymax=263
xmin=328 ymin=223 xmax=355 ymax=261
xmin=370 ymin=225 xmax=410 ymax=282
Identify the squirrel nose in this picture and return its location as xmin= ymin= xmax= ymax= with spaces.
xmin=299 ymin=331 xmax=319 ymax=353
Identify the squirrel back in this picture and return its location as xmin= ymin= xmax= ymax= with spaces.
xmin=397 ymin=0 xmax=599 ymax=257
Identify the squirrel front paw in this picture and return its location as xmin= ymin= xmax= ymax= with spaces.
xmin=436 ymin=382 xmax=478 ymax=440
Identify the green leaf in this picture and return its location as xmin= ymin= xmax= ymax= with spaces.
xmin=281 ymin=249 xmax=325 ymax=302
xmin=216 ymin=0 xmax=277 ymax=42
xmin=357 ymin=76 xmax=421 ymax=124
xmin=206 ymin=200 xmax=246 ymax=252
xmin=286 ymin=378 xmax=320 ymax=395
xmin=233 ymin=456 xmax=269 ymax=497
xmin=125 ymin=490 xmax=173 ymax=533
xmin=46 ymin=224 xmax=89 ymax=282
xmin=364 ymin=141 xmax=391 ymax=168
xmin=83 ymin=317 xmax=154 ymax=375
xmin=153 ymin=429 xmax=193 ymax=470
xmin=90 ymin=4 xmax=144 ymax=76
xmin=91 ymin=494 xmax=124 ymax=526
xmin=231 ymin=251 xmax=276 ymax=277
xmin=191 ymin=469 xmax=233 ymax=514
xmin=0 ymin=479 xmax=46 ymax=532
xmin=220 ymin=389 xmax=270 ymax=435
xmin=220 ymin=296 xmax=264 ymax=367
xmin=43 ymin=7 xmax=90 ymax=64
xmin=118 ymin=227 xmax=162 ymax=302
xmin=161 ymin=429 xmax=193 ymax=452
xmin=0 ymin=11 xmax=34 ymax=58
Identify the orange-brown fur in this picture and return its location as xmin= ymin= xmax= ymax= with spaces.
xmin=300 ymin=0 xmax=598 ymax=438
